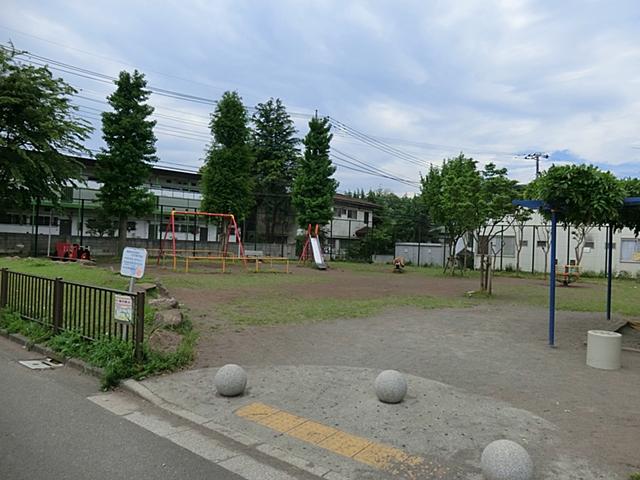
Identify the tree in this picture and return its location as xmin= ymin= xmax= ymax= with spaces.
xmin=86 ymin=211 xmax=116 ymax=238
xmin=528 ymin=164 xmax=625 ymax=273
xmin=201 ymin=91 xmax=255 ymax=240
xmin=512 ymin=206 xmax=532 ymax=276
xmin=252 ymin=98 xmax=299 ymax=242
xmin=291 ymin=116 xmax=338 ymax=228
xmin=95 ymin=70 xmax=157 ymax=256
xmin=421 ymin=153 xmax=480 ymax=274
xmin=0 ymin=45 xmax=92 ymax=210
xmin=471 ymin=163 xmax=518 ymax=292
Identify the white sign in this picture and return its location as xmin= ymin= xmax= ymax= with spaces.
xmin=120 ymin=247 xmax=147 ymax=279
xmin=114 ymin=294 xmax=133 ymax=323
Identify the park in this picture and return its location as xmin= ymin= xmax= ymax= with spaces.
xmin=2 ymin=17 xmax=640 ymax=480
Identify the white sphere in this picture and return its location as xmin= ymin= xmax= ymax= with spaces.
xmin=214 ymin=364 xmax=247 ymax=397
xmin=481 ymin=440 xmax=533 ymax=480
xmin=374 ymin=370 xmax=407 ymax=403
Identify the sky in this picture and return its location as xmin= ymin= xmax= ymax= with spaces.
xmin=2 ymin=0 xmax=639 ymax=195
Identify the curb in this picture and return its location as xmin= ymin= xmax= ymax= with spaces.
xmin=120 ymin=378 xmax=346 ymax=480
xmin=0 ymin=329 xmax=105 ymax=379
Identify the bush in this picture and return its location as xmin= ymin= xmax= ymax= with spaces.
xmin=0 ymin=309 xmax=51 ymax=344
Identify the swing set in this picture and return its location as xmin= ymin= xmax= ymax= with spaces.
xmin=155 ymin=210 xmax=290 ymax=274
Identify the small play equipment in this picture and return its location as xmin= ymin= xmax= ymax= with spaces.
xmin=299 ymin=224 xmax=327 ymax=270
xmin=392 ymin=256 xmax=405 ymax=273
xmin=586 ymin=330 xmax=622 ymax=370
xmin=54 ymin=242 xmax=91 ymax=261
xmin=157 ymin=210 xmax=247 ymax=272
xmin=555 ymin=262 xmax=580 ymax=286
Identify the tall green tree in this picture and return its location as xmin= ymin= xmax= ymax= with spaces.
xmin=252 ymin=98 xmax=299 ymax=241
xmin=95 ymin=70 xmax=157 ymax=255
xmin=0 ymin=45 xmax=92 ymax=210
xmin=421 ymin=153 xmax=481 ymax=274
xmin=201 ymin=91 xmax=254 ymax=237
xmin=292 ymin=116 xmax=338 ymax=228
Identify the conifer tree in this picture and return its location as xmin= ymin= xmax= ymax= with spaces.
xmin=292 ymin=116 xmax=338 ymax=228
xmin=95 ymin=70 xmax=157 ymax=255
xmin=201 ymin=91 xmax=254 ymax=237
xmin=252 ymin=98 xmax=299 ymax=241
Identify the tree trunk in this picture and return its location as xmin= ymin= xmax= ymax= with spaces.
xmin=479 ymin=253 xmax=485 ymax=291
xmin=117 ymin=215 xmax=127 ymax=257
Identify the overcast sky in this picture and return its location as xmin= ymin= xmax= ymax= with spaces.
xmin=3 ymin=0 xmax=639 ymax=194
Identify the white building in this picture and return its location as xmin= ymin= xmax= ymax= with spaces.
xmin=474 ymin=212 xmax=640 ymax=276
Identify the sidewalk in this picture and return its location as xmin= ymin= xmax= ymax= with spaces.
xmin=124 ymin=364 xmax=613 ymax=479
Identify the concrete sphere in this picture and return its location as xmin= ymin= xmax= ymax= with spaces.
xmin=481 ymin=440 xmax=533 ymax=480
xmin=214 ymin=364 xmax=247 ymax=397
xmin=374 ymin=370 xmax=407 ymax=403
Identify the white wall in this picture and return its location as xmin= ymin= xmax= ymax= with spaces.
xmin=474 ymin=212 xmax=640 ymax=275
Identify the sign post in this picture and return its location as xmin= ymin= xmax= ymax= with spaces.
xmin=120 ymin=247 xmax=147 ymax=292
xmin=116 ymin=247 xmax=147 ymax=329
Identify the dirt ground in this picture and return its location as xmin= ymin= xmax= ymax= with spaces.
xmin=151 ymin=266 xmax=640 ymax=477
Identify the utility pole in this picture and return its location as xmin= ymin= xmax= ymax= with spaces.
xmin=524 ymin=152 xmax=549 ymax=177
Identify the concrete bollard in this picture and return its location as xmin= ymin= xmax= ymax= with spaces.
xmin=214 ymin=364 xmax=247 ymax=396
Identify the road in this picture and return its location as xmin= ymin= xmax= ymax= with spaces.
xmin=0 ymin=336 xmax=245 ymax=480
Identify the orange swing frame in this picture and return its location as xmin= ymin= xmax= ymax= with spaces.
xmin=157 ymin=210 xmax=247 ymax=271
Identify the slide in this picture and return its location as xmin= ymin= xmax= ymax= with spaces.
xmin=309 ymin=236 xmax=327 ymax=270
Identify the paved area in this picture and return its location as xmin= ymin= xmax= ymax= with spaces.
xmin=140 ymin=304 xmax=640 ymax=479
xmin=0 ymin=336 xmax=246 ymax=480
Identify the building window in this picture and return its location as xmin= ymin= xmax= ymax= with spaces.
xmin=478 ymin=236 xmax=490 ymax=255
xmin=493 ymin=236 xmax=515 ymax=256
xmin=620 ymin=239 xmax=640 ymax=262
xmin=520 ymin=240 xmax=528 ymax=247
xmin=537 ymin=240 xmax=548 ymax=248
xmin=364 ymin=212 xmax=369 ymax=224
xmin=584 ymin=240 xmax=595 ymax=249
xmin=347 ymin=209 xmax=357 ymax=219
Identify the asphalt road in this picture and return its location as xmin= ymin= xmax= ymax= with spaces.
xmin=0 ymin=336 xmax=244 ymax=480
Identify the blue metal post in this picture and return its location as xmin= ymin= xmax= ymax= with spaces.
xmin=606 ymin=224 xmax=613 ymax=320
xmin=549 ymin=211 xmax=557 ymax=346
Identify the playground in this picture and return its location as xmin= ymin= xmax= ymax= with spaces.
xmin=142 ymin=261 xmax=640 ymax=478
xmin=2 ymin=255 xmax=639 ymax=477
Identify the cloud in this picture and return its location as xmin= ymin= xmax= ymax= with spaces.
xmin=2 ymin=0 xmax=639 ymax=194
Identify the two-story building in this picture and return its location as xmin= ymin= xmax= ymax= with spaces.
xmin=0 ymin=157 xmax=378 ymax=259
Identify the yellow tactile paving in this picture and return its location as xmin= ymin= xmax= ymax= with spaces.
xmin=288 ymin=420 xmax=339 ymax=444
xmin=317 ymin=430 xmax=371 ymax=457
xmin=235 ymin=402 xmax=431 ymax=476
xmin=235 ymin=402 xmax=280 ymax=421
xmin=256 ymin=410 xmax=307 ymax=432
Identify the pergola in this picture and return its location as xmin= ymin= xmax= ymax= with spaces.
xmin=513 ymin=197 xmax=640 ymax=346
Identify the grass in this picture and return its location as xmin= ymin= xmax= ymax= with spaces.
xmin=1 ymin=307 xmax=197 ymax=390
xmin=218 ymin=293 xmax=474 ymax=326
xmin=0 ymin=257 xmax=135 ymax=289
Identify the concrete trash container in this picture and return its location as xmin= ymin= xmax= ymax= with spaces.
xmin=586 ymin=330 xmax=622 ymax=370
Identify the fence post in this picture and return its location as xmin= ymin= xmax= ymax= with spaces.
xmin=135 ymin=291 xmax=145 ymax=363
xmin=53 ymin=277 xmax=63 ymax=333
xmin=0 ymin=268 xmax=8 ymax=308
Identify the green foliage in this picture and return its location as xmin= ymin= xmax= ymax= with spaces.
xmin=421 ymin=154 xmax=481 ymax=266
xmin=0 ymin=45 xmax=92 ymax=210
xmin=629 ymin=472 xmax=640 ymax=480
xmin=347 ymin=190 xmax=431 ymax=260
xmin=201 ymin=91 xmax=254 ymax=220
xmin=618 ymin=178 xmax=640 ymax=234
xmin=252 ymin=98 xmax=299 ymax=240
xmin=0 ymin=308 xmax=51 ymax=343
xmin=85 ymin=210 xmax=117 ymax=237
xmin=292 ymin=116 xmax=338 ymax=227
xmin=527 ymin=164 xmax=624 ymax=227
xmin=95 ymin=70 xmax=157 ymax=254
xmin=48 ymin=330 xmax=92 ymax=358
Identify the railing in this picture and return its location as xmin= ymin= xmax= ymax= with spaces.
xmin=0 ymin=268 xmax=144 ymax=361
